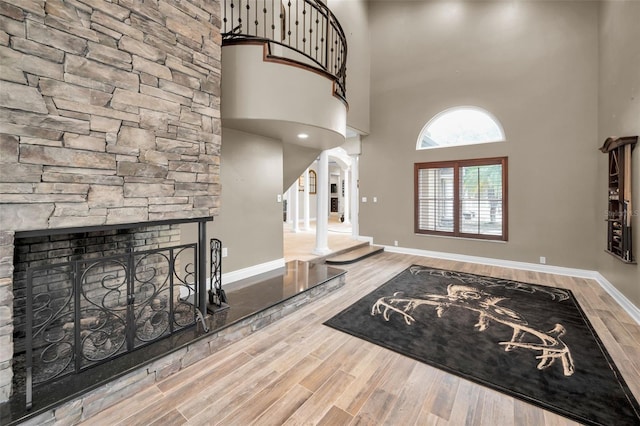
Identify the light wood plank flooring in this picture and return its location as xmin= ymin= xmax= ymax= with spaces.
xmin=81 ymin=252 xmax=640 ymax=425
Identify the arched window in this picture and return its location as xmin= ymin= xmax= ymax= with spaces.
xmin=417 ymin=106 xmax=505 ymax=150
xmin=298 ymin=170 xmax=317 ymax=194
xmin=309 ymin=170 xmax=317 ymax=194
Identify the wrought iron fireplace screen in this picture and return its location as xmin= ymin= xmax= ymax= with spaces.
xmin=23 ymin=243 xmax=198 ymax=408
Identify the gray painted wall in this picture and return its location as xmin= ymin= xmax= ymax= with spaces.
xmin=597 ymin=1 xmax=640 ymax=306
xmin=361 ymin=1 xmax=599 ymax=268
xmin=183 ymin=0 xmax=639 ymax=309
xmin=213 ymin=128 xmax=284 ymax=272
xmin=183 ymin=128 xmax=284 ymax=274
xmin=283 ymin=142 xmax=321 ymax=190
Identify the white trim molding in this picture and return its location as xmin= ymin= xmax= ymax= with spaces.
xmin=383 ymin=245 xmax=640 ymax=325
xmin=222 ymin=258 xmax=286 ymax=285
xmin=358 ymin=235 xmax=374 ymax=244
xmin=592 ymin=273 xmax=640 ymax=325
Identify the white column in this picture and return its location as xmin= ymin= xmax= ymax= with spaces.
xmin=291 ymin=181 xmax=300 ymax=232
xmin=350 ymin=154 xmax=359 ymax=239
xmin=303 ymin=168 xmax=311 ymax=231
xmin=339 ymin=168 xmax=345 ymax=220
xmin=343 ymin=167 xmax=350 ymax=224
xmin=314 ymin=151 xmax=331 ymax=255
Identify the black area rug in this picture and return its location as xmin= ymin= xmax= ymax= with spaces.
xmin=324 ymin=265 xmax=640 ymax=426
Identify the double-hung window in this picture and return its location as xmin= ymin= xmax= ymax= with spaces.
xmin=415 ymin=157 xmax=508 ymax=240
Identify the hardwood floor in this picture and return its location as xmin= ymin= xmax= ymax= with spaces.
xmin=80 ymin=253 xmax=640 ymax=425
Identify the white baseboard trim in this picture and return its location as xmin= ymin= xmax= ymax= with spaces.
xmin=358 ymin=235 xmax=374 ymax=244
xmin=592 ymin=272 xmax=640 ymax=325
xmin=222 ymin=258 xmax=286 ymax=285
xmin=383 ymin=245 xmax=640 ymax=325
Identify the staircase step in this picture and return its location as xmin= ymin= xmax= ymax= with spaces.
xmin=325 ymin=245 xmax=384 ymax=265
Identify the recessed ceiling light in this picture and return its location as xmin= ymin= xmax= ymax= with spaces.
xmin=297 ymin=133 xmax=309 ymax=139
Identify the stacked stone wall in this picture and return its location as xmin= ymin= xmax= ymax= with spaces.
xmin=0 ymin=0 xmax=222 ymax=231
xmin=0 ymin=0 xmax=222 ymax=404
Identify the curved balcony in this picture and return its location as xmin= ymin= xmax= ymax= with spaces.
xmin=221 ymin=43 xmax=347 ymax=151
xmin=221 ymin=0 xmax=347 ymax=103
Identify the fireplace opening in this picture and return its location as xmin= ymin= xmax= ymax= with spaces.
xmin=8 ymin=219 xmax=212 ymax=416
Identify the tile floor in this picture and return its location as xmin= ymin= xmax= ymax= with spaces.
xmin=283 ymin=214 xmax=364 ymax=262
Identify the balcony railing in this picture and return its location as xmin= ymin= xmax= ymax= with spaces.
xmin=222 ymin=0 xmax=347 ymax=102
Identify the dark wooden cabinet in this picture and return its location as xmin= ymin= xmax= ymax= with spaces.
xmin=600 ymin=136 xmax=637 ymax=263
xmin=331 ymin=197 xmax=339 ymax=213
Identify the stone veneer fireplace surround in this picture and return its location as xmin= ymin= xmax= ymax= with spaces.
xmin=0 ymin=0 xmax=223 ymax=418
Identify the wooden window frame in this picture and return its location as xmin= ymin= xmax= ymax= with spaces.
xmin=299 ymin=170 xmax=317 ymax=195
xmin=309 ymin=170 xmax=317 ymax=194
xmin=414 ymin=157 xmax=508 ymax=241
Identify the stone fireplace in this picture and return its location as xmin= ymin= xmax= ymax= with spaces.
xmin=11 ymin=223 xmax=205 ymax=407
xmin=0 ymin=0 xmax=222 ymax=415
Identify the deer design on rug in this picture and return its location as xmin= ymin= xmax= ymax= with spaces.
xmin=371 ymin=282 xmax=575 ymax=377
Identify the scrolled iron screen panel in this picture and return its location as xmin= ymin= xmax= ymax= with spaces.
xmin=24 ymin=244 xmax=198 ymax=408
xmin=222 ymin=0 xmax=347 ymax=101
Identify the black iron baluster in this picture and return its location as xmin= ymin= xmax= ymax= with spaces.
xmin=294 ymin=0 xmax=298 ymax=50
xmin=341 ymin=53 xmax=347 ymax=98
xmin=329 ymin=23 xmax=332 ymax=73
xmin=314 ymin=8 xmax=319 ymax=62
xmin=287 ymin=0 xmax=291 ymax=45
xmin=230 ymin=0 xmax=235 ymax=32
xmin=302 ymin=1 xmax=306 ymax=55
xmin=327 ymin=21 xmax=335 ymax=76
xmin=321 ymin=11 xmax=325 ymax=67
xmin=246 ymin=0 xmax=250 ymax=36
xmin=254 ymin=0 xmax=258 ymax=36
xmin=271 ymin=0 xmax=275 ymax=39
xmin=280 ymin=0 xmax=285 ymax=41
xmin=336 ymin=33 xmax=340 ymax=73
xmin=223 ymin=0 xmax=228 ymax=33
xmin=263 ymin=0 xmax=267 ymax=38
